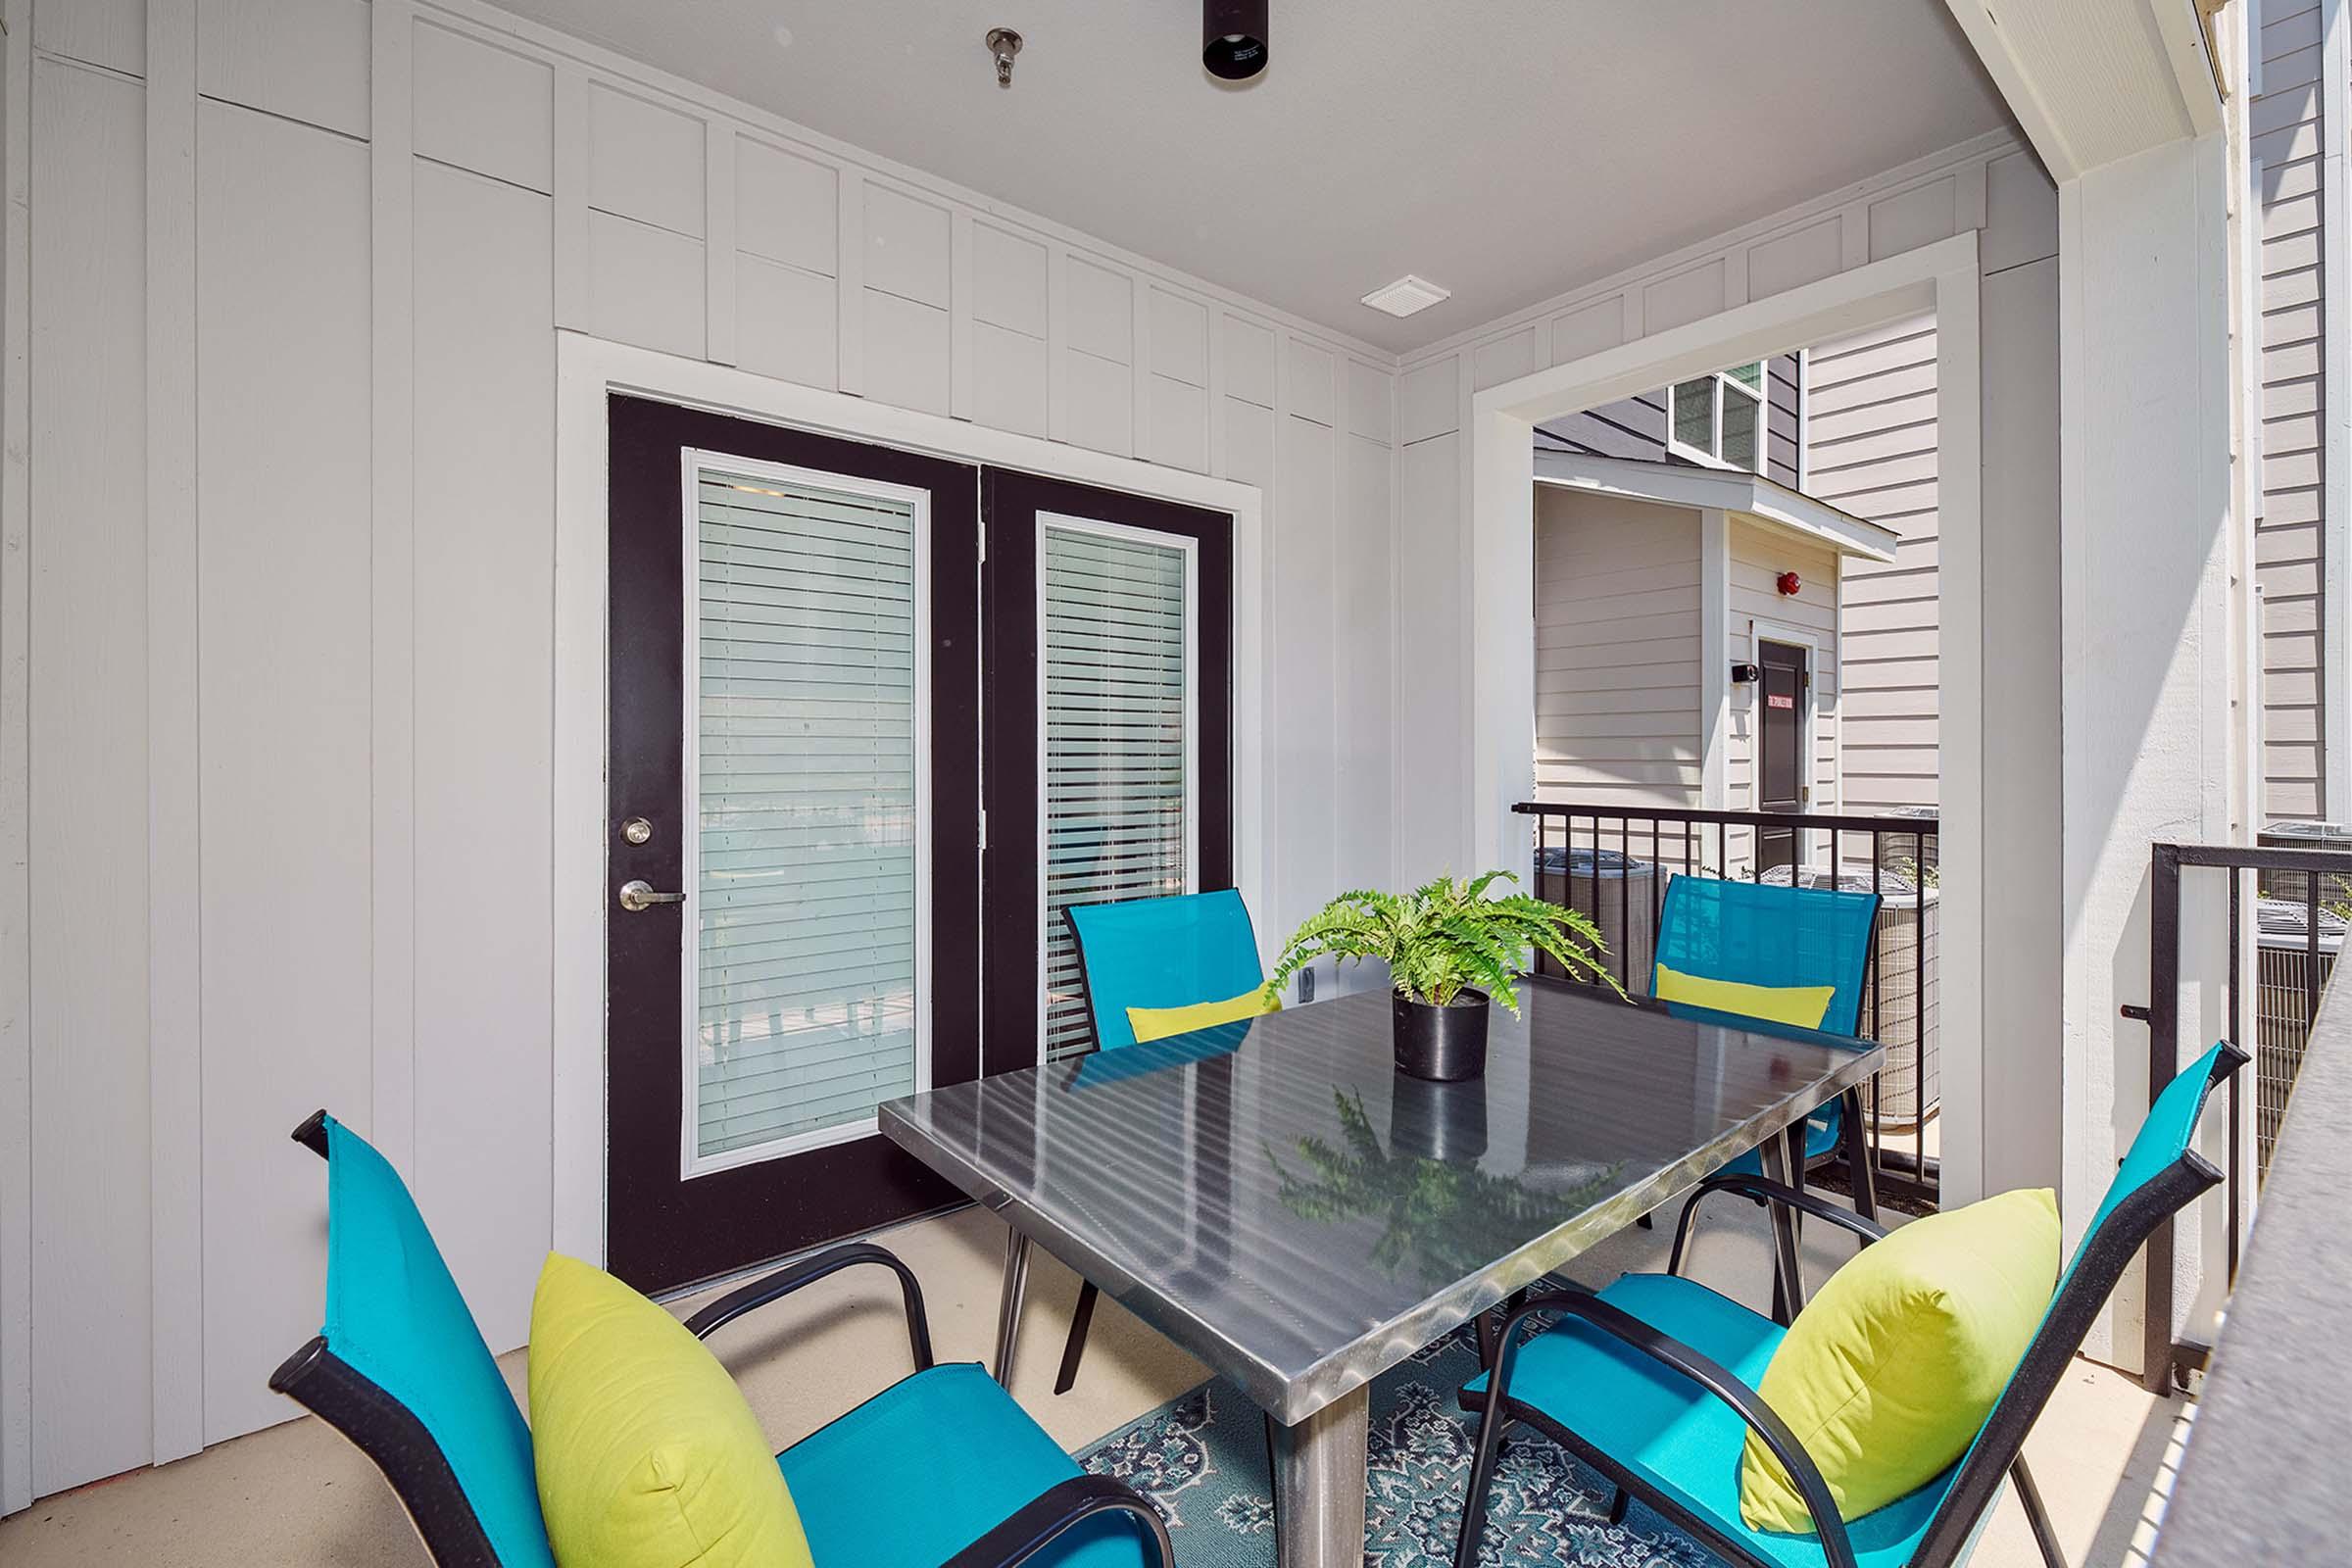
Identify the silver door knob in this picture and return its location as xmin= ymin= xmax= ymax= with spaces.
xmin=617 ymin=879 xmax=684 ymax=912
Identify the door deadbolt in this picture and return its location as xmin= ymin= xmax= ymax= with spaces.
xmin=617 ymin=879 xmax=684 ymax=912
xmin=620 ymin=816 xmax=655 ymax=845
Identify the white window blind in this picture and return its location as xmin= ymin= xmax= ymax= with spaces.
xmin=689 ymin=466 xmax=925 ymax=1167
xmin=1039 ymin=518 xmax=1194 ymax=1062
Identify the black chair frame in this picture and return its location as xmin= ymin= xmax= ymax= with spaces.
xmin=1454 ymin=1043 xmax=2244 ymax=1568
xmin=270 ymin=1109 xmax=1174 ymax=1568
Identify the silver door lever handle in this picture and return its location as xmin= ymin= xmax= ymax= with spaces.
xmin=617 ymin=879 xmax=684 ymax=911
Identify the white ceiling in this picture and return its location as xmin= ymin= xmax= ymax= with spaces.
xmin=498 ymin=0 xmax=2014 ymax=354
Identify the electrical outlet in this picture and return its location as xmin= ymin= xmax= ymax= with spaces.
xmin=1298 ymin=965 xmax=1315 ymax=1004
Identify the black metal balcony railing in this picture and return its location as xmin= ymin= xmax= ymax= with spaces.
xmin=1514 ymin=801 xmax=1938 ymax=1208
xmin=2135 ymin=840 xmax=2345 ymax=1395
xmin=2148 ymin=951 xmax=2349 ymax=1566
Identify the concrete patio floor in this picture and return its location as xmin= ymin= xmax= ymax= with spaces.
xmin=0 ymin=1195 xmax=2183 ymax=1567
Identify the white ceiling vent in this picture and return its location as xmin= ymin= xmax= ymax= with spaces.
xmin=1359 ymin=274 xmax=1450 ymax=318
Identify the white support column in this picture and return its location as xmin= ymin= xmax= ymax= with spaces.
xmin=0 ymin=0 xmax=34 ymax=1519
xmin=2055 ymin=132 xmax=2241 ymax=1370
xmin=368 ymin=0 xmax=418 ymax=1187
xmin=1699 ymin=510 xmax=1731 ymax=809
xmin=146 ymin=0 xmax=207 ymax=1470
xmin=1469 ymin=408 xmax=1536 ymax=877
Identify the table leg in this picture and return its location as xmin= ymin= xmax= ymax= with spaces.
xmin=1267 ymin=1385 xmax=1369 ymax=1568
xmin=1838 ymin=1087 xmax=1879 ymax=1220
xmin=1758 ymin=1131 xmax=1805 ymax=1323
xmin=993 ymin=1228 xmax=1032 ymax=1387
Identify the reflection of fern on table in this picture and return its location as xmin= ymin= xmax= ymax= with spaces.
xmin=1268 ymin=1090 xmax=1621 ymax=1282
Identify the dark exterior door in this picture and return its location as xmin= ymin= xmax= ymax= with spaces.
xmin=604 ymin=395 xmax=981 ymax=1293
xmin=980 ymin=470 xmax=1236 ymax=1068
xmin=1756 ymin=638 xmax=1806 ymax=873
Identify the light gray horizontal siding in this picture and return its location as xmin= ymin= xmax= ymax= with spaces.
xmin=2253 ymin=0 xmax=2328 ymax=820
xmin=1533 ymin=490 xmax=1703 ymax=806
xmin=1811 ymin=312 xmax=1939 ymax=812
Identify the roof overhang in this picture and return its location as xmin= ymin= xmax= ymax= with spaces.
xmin=1532 ymin=450 xmax=1899 ymax=564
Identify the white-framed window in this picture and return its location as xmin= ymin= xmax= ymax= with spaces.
xmin=1668 ymin=362 xmax=1769 ymax=472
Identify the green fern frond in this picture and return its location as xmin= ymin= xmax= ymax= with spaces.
xmin=1261 ymin=864 xmax=1618 ymax=1011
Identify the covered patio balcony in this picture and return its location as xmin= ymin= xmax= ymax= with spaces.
xmin=0 ymin=1 xmax=2322 ymax=1566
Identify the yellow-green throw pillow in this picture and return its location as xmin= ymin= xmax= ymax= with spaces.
xmin=1127 ymin=989 xmax=1279 ymax=1043
xmin=1740 ymin=1188 xmax=2061 ymax=1534
xmin=528 ymin=1253 xmax=814 ymax=1568
xmin=1653 ymin=962 xmax=1837 ymax=1029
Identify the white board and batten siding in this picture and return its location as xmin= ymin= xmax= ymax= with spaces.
xmin=1531 ymin=491 xmax=1704 ymax=808
xmin=1807 ymin=313 xmax=1941 ymax=815
xmin=2249 ymin=0 xmax=2332 ymax=820
xmin=9 ymin=0 xmax=1398 ymax=1499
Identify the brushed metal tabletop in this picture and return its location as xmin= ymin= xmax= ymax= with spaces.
xmin=878 ymin=977 xmax=1882 ymax=1427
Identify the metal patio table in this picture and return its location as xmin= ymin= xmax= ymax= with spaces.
xmin=878 ymin=977 xmax=1883 ymax=1568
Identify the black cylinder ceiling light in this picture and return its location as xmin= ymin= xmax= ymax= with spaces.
xmin=1202 ymin=0 xmax=1269 ymax=80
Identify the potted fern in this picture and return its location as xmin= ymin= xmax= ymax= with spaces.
xmin=1260 ymin=871 xmax=1615 ymax=1081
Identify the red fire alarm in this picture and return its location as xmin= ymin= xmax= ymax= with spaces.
xmin=1776 ymin=570 xmax=1802 ymax=597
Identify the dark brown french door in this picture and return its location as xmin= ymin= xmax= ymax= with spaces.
xmin=605 ymin=396 xmax=980 ymax=1292
xmin=605 ymin=399 xmax=1236 ymax=1295
xmin=979 ymin=470 xmax=1235 ymax=1067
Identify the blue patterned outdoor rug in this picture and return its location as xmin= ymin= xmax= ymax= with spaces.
xmin=1076 ymin=1312 xmax=1720 ymax=1567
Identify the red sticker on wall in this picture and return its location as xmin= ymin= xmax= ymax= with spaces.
xmin=1768 ymin=694 xmax=1795 ymax=710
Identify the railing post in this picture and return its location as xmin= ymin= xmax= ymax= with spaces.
xmin=2143 ymin=843 xmax=2182 ymax=1395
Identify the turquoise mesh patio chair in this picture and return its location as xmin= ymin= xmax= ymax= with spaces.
xmin=1450 ymin=1040 xmax=2248 ymax=1568
xmin=1038 ymin=889 xmax=1267 ymax=1394
xmin=1653 ymin=876 xmax=1882 ymax=1214
xmin=1064 ymin=887 xmax=1266 ymax=1054
xmin=268 ymin=1111 xmax=1172 ymax=1568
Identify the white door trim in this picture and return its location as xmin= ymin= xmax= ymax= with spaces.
xmin=1467 ymin=229 xmax=1986 ymax=1200
xmin=552 ymin=331 xmax=1267 ymax=1264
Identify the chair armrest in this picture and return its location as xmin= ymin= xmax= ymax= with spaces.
xmin=1458 ymin=1288 xmax=1857 ymax=1568
xmin=1667 ymin=1170 xmax=1889 ymax=1280
xmin=682 ymin=1242 xmax=934 ymax=1373
xmin=940 ymin=1474 xmax=1174 ymax=1568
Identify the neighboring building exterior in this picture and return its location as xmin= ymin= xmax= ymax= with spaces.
xmin=1533 ymin=332 xmax=1936 ymax=841
xmin=2250 ymin=0 xmax=2335 ymax=821
xmin=1528 ymin=452 xmax=1894 ymax=877
xmin=1803 ymin=313 xmax=1942 ymax=815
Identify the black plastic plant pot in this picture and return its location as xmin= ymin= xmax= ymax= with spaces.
xmin=1393 ymin=988 xmax=1490 ymax=1082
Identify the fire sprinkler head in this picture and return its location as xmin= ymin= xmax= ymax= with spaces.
xmin=985 ymin=27 xmax=1022 ymax=87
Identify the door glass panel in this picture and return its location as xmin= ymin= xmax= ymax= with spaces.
xmin=689 ymin=466 xmax=925 ymax=1167
xmin=1040 ymin=517 xmax=1194 ymax=1062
